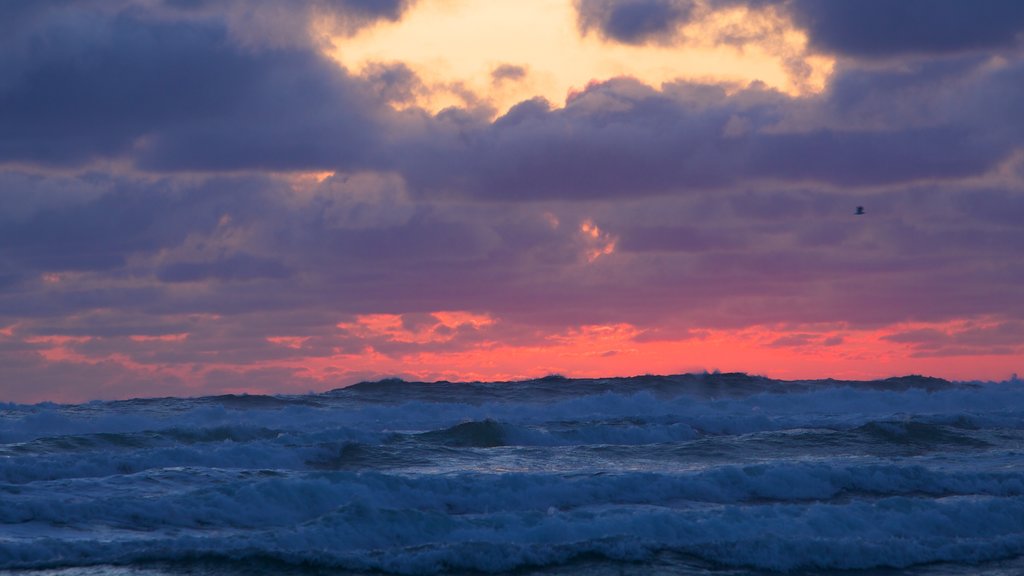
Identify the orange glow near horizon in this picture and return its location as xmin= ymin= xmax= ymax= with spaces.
xmin=13 ymin=314 xmax=1021 ymax=403
xmin=293 ymin=316 xmax=1022 ymax=387
xmin=376 ymin=324 xmax=1010 ymax=381
xmin=324 ymin=0 xmax=833 ymax=115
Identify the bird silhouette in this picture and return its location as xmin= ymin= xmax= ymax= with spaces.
xmin=855 ymin=206 xmax=865 ymax=215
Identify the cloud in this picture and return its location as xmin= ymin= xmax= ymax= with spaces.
xmin=0 ymin=330 xmax=189 ymax=402
xmin=767 ymin=333 xmax=816 ymax=348
xmin=2 ymin=168 xmax=1023 ymax=399
xmin=786 ymin=0 xmax=1024 ymax=58
xmin=161 ymin=0 xmax=418 ymax=41
xmin=3 ymin=3 xmax=1021 ymax=190
xmin=617 ymin=225 xmax=743 ymax=252
xmin=573 ymin=0 xmax=1024 ymax=58
xmin=0 ymin=176 xmax=270 ymax=272
xmin=322 ymin=0 xmax=414 ymax=22
xmin=882 ymin=320 xmax=1024 ymax=357
xmin=491 ymin=64 xmax=528 ymax=83
xmin=1 ymin=0 xmax=1023 ymax=399
xmin=362 ymin=61 xmax=426 ymax=105
xmin=3 ymin=164 xmax=1023 ymax=332
xmin=576 ymin=0 xmax=697 ymax=44
xmin=394 ymin=72 xmax=1014 ymax=199
xmin=0 ymin=5 xmax=381 ymax=169
xmin=156 ymin=253 xmax=292 ymax=283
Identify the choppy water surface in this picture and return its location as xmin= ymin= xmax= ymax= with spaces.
xmin=1 ymin=373 xmax=1023 ymax=575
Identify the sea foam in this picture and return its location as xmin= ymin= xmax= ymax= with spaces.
xmin=1 ymin=374 xmax=1022 ymax=574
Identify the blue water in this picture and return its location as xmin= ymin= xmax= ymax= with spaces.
xmin=1 ymin=373 xmax=1023 ymax=575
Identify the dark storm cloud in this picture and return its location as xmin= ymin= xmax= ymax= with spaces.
xmin=2 ymin=188 xmax=193 ymax=272
xmin=3 ymin=1 xmax=1020 ymax=190
xmin=746 ymin=126 xmax=998 ymax=186
xmin=324 ymin=0 xmax=414 ymax=22
xmin=160 ymin=0 xmax=417 ymax=34
xmin=0 ymin=5 xmax=380 ymax=169
xmin=0 ymin=176 xmax=272 ymax=272
xmin=133 ymin=50 xmax=376 ymax=172
xmin=156 ymin=253 xmax=292 ymax=283
xmin=576 ymin=0 xmax=697 ymax=44
xmin=821 ymin=55 xmax=989 ymax=127
xmin=786 ymin=0 xmax=1024 ymax=58
xmin=162 ymin=0 xmax=415 ymax=21
xmin=577 ymin=0 xmax=1024 ymax=58
xmin=394 ymin=84 xmax=751 ymax=199
xmin=394 ymin=74 xmax=1012 ymax=199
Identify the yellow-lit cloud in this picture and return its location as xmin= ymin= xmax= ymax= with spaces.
xmin=322 ymin=0 xmax=833 ymax=115
xmin=580 ymin=219 xmax=617 ymax=262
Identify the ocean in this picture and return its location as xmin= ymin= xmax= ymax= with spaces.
xmin=1 ymin=373 xmax=1022 ymax=575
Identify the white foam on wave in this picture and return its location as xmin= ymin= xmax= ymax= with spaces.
xmin=2 ymin=382 xmax=1022 ymax=484
xmin=2 ymin=489 xmax=1022 ymax=573
xmin=3 ymin=380 xmax=1024 ymax=573
xmin=3 ymin=462 xmax=1023 ymax=528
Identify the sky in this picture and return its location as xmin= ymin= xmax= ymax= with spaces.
xmin=2 ymin=0 xmax=1023 ymax=402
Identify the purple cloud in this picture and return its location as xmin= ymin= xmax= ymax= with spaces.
xmin=883 ymin=321 xmax=1024 ymax=357
xmin=0 ymin=4 xmax=391 ymax=169
xmin=576 ymin=0 xmax=697 ymax=44
xmin=1 ymin=0 xmax=1024 ymax=400
xmin=575 ymin=0 xmax=1024 ymax=58
xmin=787 ymin=0 xmax=1024 ymax=58
xmin=491 ymin=64 xmax=528 ymax=83
xmin=393 ymin=73 xmax=1014 ymax=198
xmin=3 ymin=3 xmax=1022 ymax=191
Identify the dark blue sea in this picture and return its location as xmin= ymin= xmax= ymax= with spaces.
xmin=2 ymin=373 xmax=1023 ymax=575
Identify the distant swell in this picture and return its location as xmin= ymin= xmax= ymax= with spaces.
xmin=855 ymin=420 xmax=992 ymax=449
xmin=418 ymin=419 xmax=507 ymax=447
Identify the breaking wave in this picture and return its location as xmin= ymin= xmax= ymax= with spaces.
xmin=2 ymin=373 xmax=1022 ymax=574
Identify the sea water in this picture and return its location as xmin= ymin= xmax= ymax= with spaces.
xmin=1 ymin=373 xmax=1023 ymax=575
